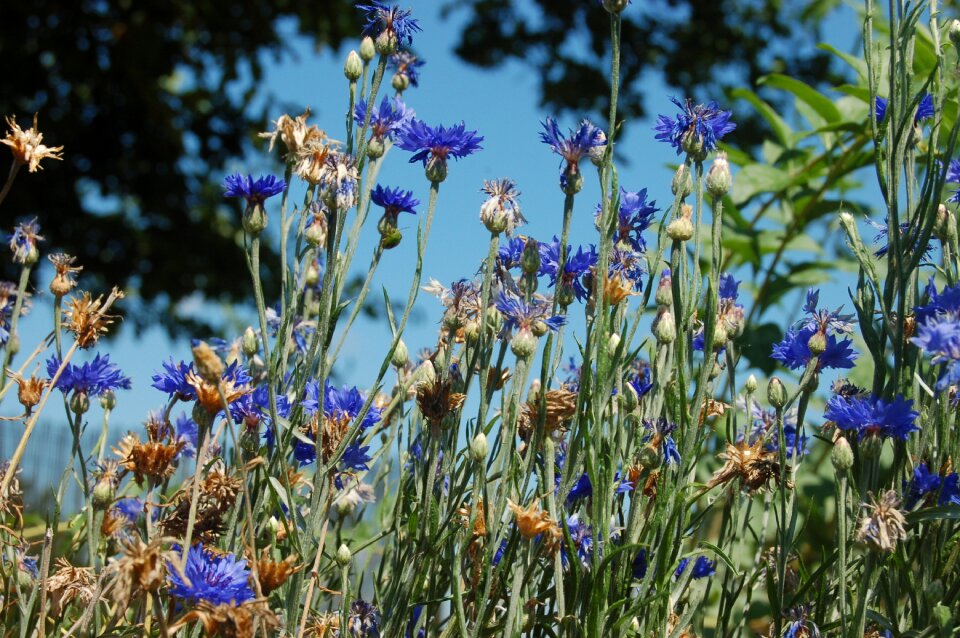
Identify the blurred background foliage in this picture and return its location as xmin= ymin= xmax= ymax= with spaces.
xmin=1 ymin=0 xmax=851 ymax=337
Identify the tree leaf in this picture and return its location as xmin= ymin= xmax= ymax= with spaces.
xmin=760 ymin=73 xmax=842 ymax=124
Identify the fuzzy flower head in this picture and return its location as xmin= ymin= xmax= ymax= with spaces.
xmin=479 ymin=178 xmax=525 ymax=235
xmin=396 ymin=119 xmax=483 ymax=182
xmin=496 ymin=290 xmax=566 ymax=357
xmin=167 ymin=544 xmax=254 ymax=606
xmin=47 ymin=354 xmax=131 ymax=398
xmin=357 ymin=1 xmax=421 ymax=54
xmin=319 ymin=152 xmax=360 ymax=211
xmin=8 ymin=219 xmax=43 ymax=265
xmin=2 ymin=113 xmax=64 ymax=172
xmin=539 ymin=117 xmax=605 ymax=193
xmin=824 ymin=392 xmax=918 ymax=442
xmin=654 ymin=97 xmax=736 ymax=159
xmin=856 ymin=490 xmax=908 ymax=552
xmin=389 ymin=50 xmax=425 ymax=88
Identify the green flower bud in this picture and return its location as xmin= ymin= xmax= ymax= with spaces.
xmin=520 ymin=239 xmax=541 ymax=275
xmin=391 ymin=339 xmax=409 ymax=368
xmin=344 ymin=50 xmax=363 ymax=82
xmin=378 ymin=214 xmax=403 ymax=249
xmin=242 ymin=326 xmax=259 ymax=358
xmin=392 ymin=72 xmax=410 ymax=93
xmin=511 ymin=328 xmax=538 ymax=358
xmin=860 ymin=432 xmax=883 ymax=459
xmin=653 ymin=308 xmax=676 ymax=344
xmin=561 ymin=166 xmax=583 ymax=195
xmin=672 ymin=164 xmax=693 ymax=199
xmin=336 ymin=543 xmax=353 ymax=567
xmin=242 ymin=203 xmax=268 ymax=235
xmin=531 ymin=319 xmax=549 ymax=337
xmin=375 ymin=30 xmax=398 ymax=55
xmin=622 ymin=381 xmax=639 ymax=412
xmin=831 ymin=435 xmax=854 ymax=472
xmin=484 ymin=306 xmax=502 ymax=335
xmin=807 ymin=330 xmax=827 ymax=356
xmin=304 ymin=261 xmax=321 ymax=287
xmin=463 ymin=320 xmax=481 ymax=343
xmin=425 ymin=157 xmax=447 ymax=184
xmin=705 ymin=152 xmax=731 ymax=198
xmin=925 ymin=579 xmax=945 ymax=605
xmin=416 ymin=360 xmax=436 ymax=386
xmin=70 ymin=391 xmax=90 ymax=415
xmin=608 ymin=332 xmax=621 ymax=356
xmin=655 ymin=275 xmax=673 ymax=307
xmin=767 ymin=377 xmax=787 ymax=409
xmin=92 ymin=478 xmax=115 ymax=509
xmin=99 ymin=389 xmax=117 ymax=411
xmin=666 ymin=205 xmax=694 ymax=241
xmin=681 ymin=130 xmax=707 ymax=162
xmin=359 ymin=36 xmax=376 ymax=62
xmin=744 ymin=374 xmax=758 ymax=393
xmin=305 ymin=215 xmax=327 ymax=247
xmin=602 ymin=0 xmax=630 ymax=14
xmin=556 ymin=284 xmax=576 ymax=308
xmin=366 ymin=136 xmax=386 ymax=160
xmin=192 ymin=401 xmax=214 ymax=429
xmin=471 ymin=432 xmax=489 ymax=462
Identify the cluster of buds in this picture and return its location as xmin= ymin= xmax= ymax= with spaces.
xmin=651 ymin=270 xmax=676 ymax=345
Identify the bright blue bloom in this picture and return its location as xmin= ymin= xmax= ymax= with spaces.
xmin=301 ymin=381 xmax=382 ymax=429
xmin=174 ymin=413 xmax=198 ymax=458
xmin=866 ymin=217 xmax=932 ymax=259
xmin=540 ymin=117 xmax=605 ymax=169
xmin=19 ymin=553 xmax=39 ymax=579
xmin=782 ymin=605 xmax=822 ymax=638
xmin=800 ymin=289 xmax=855 ymax=334
xmin=562 ymin=515 xmax=595 ymax=568
xmin=389 ymin=51 xmax=425 ymax=87
xmin=603 ymin=187 xmax=658 ymax=251
xmin=566 ymin=473 xmax=593 ymax=505
xmin=492 ymin=539 xmax=508 ymax=566
xmin=941 ymin=473 xmax=960 ymax=505
xmin=347 ymin=598 xmax=382 ymax=638
xmin=223 ymin=173 xmax=285 ymax=205
xmin=608 ymin=248 xmax=645 ymax=287
xmin=167 ymin=544 xmax=254 ymax=606
xmin=628 ymin=363 xmax=654 ymax=401
xmin=357 ymin=1 xmax=421 ymax=49
xmin=495 ymin=291 xmax=566 ymax=333
xmin=824 ymin=393 xmax=919 ymax=441
xmin=47 ymin=354 xmax=131 ymax=397
xmin=152 ymin=359 xmax=194 ymax=398
xmin=772 ymin=326 xmax=857 ymax=372
xmin=719 ymin=272 xmax=740 ymax=301
xmin=911 ymin=318 xmax=960 ymax=390
xmin=406 ymin=604 xmax=425 ymax=638
xmin=915 ymin=279 xmax=960 ymax=323
xmin=538 ymin=237 xmax=598 ymax=301
xmin=113 ymin=497 xmax=143 ymax=523
xmin=340 ymin=441 xmax=373 ymax=473
xmin=396 ymin=119 xmax=483 ymax=166
xmin=675 ymin=555 xmax=716 ymax=579
xmin=875 ymin=93 xmax=934 ymax=123
xmin=355 ymin=96 xmax=414 ymax=140
xmin=654 ymin=97 xmax=736 ymax=156
xmin=8 ymin=219 xmax=42 ymax=263
xmin=643 ymin=418 xmax=681 ymax=465
xmin=905 ymin=463 xmax=942 ymax=508
xmin=371 ymin=185 xmax=419 ymax=215
xmin=497 ymin=235 xmax=527 ymax=270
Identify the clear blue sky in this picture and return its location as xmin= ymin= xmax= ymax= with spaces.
xmin=5 ymin=1 xmax=864 ymax=443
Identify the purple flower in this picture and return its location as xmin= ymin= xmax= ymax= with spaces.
xmin=719 ymin=273 xmax=740 ymax=301
xmin=602 ymin=188 xmax=658 ymax=252
xmin=47 ymin=354 xmax=131 ymax=397
xmin=152 ymin=359 xmax=195 ymax=399
xmin=223 ymin=173 xmax=286 ymax=206
xmin=113 ymin=497 xmax=143 ymax=523
xmin=772 ymin=326 xmax=857 ymax=372
xmin=354 ymin=96 xmax=414 ymax=141
xmin=495 ymin=291 xmax=566 ymax=334
xmin=675 ymin=555 xmax=716 ymax=579
xmin=904 ymin=463 xmax=942 ymax=508
xmin=347 ymin=598 xmax=382 ymax=637
xmin=497 ymin=236 xmax=526 ymax=270
xmin=8 ymin=218 xmax=43 ymax=264
xmin=562 ymin=515 xmax=595 ymax=568
xmin=396 ymin=119 xmax=483 ymax=179
xmin=167 ymin=544 xmax=254 ymax=606
xmin=371 ymin=185 xmax=419 ymax=215
xmin=301 ymin=381 xmax=382 ymax=429
xmin=875 ymin=93 xmax=934 ymax=124
xmin=540 ymin=118 xmax=605 ymax=168
xmin=357 ymin=2 xmax=421 ymax=50
xmin=389 ymin=51 xmax=425 ymax=87
xmin=566 ymin=473 xmax=593 ymax=504
xmin=866 ymin=217 xmax=932 ymax=259
xmin=538 ymin=237 xmax=598 ymax=302
xmin=654 ymin=97 xmax=736 ymax=156
xmin=824 ymin=393 xmax=919 ymax=441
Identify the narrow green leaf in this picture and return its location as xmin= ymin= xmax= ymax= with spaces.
xmin=760 ymin=73 xmax=842 ymax=124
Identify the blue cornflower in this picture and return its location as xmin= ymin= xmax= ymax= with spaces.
xmin=772 ymin=289 xmax=857 ymax=372
xmin=627 ymin=362 xmax=654 ymax=401
xmin=563 ymin=515 xmax=595 ymax=568
xmin=904 ymin=463 xmax=942 ymax=508
xmin=371 ymin=185 xmax=419 ymax=216
xmin=175 ymin=413 xmax=198 ymax=458
xmin=347 ymin=598 xmax=382 ymax=637
xmin=492 ymin=539 xmax=508 ymax=566
xmin=354 ymin=96 xmax=414 ymax=141
xmin=340 ymin=441 xmax=373 ymax=473
xmin=47 ymin=354 xmax=131 ymax=397
xmin=222 ymin=173 xmax=286 ymax=206
xmin=743 ymin=401 xmax=807 ymax=458
xmin=601 ymin=187 xmax=658 ymax=252
xmin=357 ymin=2 xmax=420 ymax=52
xmin=8 ymin=219 xmax=43 ymax=264
xmin=824 ymin=393 xmax=919 ymax=441
xmin=944 ymin=159 xmax=960 ymax=203
xmin=495 ymin=290 xmax=566 ymax=334
xmin=782 ymin=605 xmax=822 ymax=638
xmin=915 ymin=279 xmax=960 ymax=323
xmin=875 ymin=93 xmax=934 ymax=124
xmin=674 ymin=555 xmax=716 ymax=580
xmin=113 ymin=497 xmax=143 ymax=523
xmin=152 ymin=359 xmax=195 ymax=399
xmin=941 ymin=473 xmax=960 ymax=505
xmin=911 ymin=318 xmax=960 ymax=390
xmin=497 ymin=236 xmax=526 ymax=270
xmin=642 ymin=418 xmax=681 ymax=465
xmin=389 ymin=51 xmax=425 ymax=87
xmin=19 ymin=553 xmax=39 ymax=579
xmin=301 ymin=381 xmax=383 ymax=429
xmin=566 ymin=472 xmax=593 ymax=505
xmin=538 ymin=237 xmax=598 ymax=302
xmin=608 ymin=248 xmax=645 ymax=288
xmin=396 ymin=119 xmax=483 ymax=181
xmin=866 ymin=217 xmax=932 ymax=259
xmin=654 ymin=97 xmax=736 ymax=157
xmin=167 ymin=544 xmax=254 ymax=606
xmin=719 ymin=272 xmax=740 ymax=301
xmin=539 ymin=117 xmax=605 ymax=191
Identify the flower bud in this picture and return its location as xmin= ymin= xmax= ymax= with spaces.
xmin=242 ymin=204 xmax=268 ymax=235
xmin=242 ymin=326 xmax=259 ymax=358
xmin=622 ymin=381 xmax=639 ymax=412
xmin=471 ymin=432 xmax=489 ymax=462
xmin=602 ymin=0 xmax=630 ymax=14
xmin=520 ymin=239 xmax=541 ymax=275
xmin=935 ymin=203 xmax=956 ymax=243
xmin=359 ymin=36 xmax=376 ymax=62
xmin=949 ymin=19 xmax=960 ymax=49
xmin=807 ymin=330 xmax=827 ymax=356
xmin=391 ymin=339 xmax=409 ymax=368
xmin=705 ymin=152 xmax=731 ymax=198
xmin=655 ymin=270 xmax=673 ymax=307
xmin=925 ymin=579 xmax=945 ymax=605
xmin=425 ymin=156 xmax=448 ymax=184
xmin=305 ymin=214 xmax=327 ymax=248
xmin=375 ymin=30 xmax=398 ymax=55
xmin=712 ymin=321 xmax=729 ymax=346
xmin=531 ymin=320 xmax=549 ymax=338
xmin=561 ymin=166 xmax=583 ymax=195
xmin=588 ymin=130 xmax=607 ymax=166
xmin=192 ymin=339 xmax=225 ymax=385
xmin=463 ymin=319 xmax=481 ymax=343
xmin=193 ymin=401 xmax=214 ymax=429
xmin=860 ymin=432 xmax=883 ymax=459
xmin=608 ymin=332 xmax=621 ymax=356
xmin=484 ymin=306 xmax=502 ymax=335
xmin=416 ymin=360 xmax=436 ymax=387
xmin=709 ymin=361 xmax=723 ymax=380
xmin=99 ymin=389 xmax=117 ymax=411
xmin=681 ymin=129 xmax=706 ymax=161
xmin=392 ymin=72 xmax=410 ymax=93
xmin=831 ymin=435 xmax=854 ymax=472
xmin=639 ymin=444 xmax=662 ymax=469
xmin=652 ymin=308 xmax=676 ymax=344
xmin=67 ymin=391 xmax=89 ymax=415
xmin=366 ymin=136 xmax=386 ymax=159
xmin=336 ymin=543 xmax=353 ymax=567
xmin=511 ymin=328 xmax=538 ymax=358
xmin=666 ymin=205 xmax=694 ymax=241
xmin=672 ymin=164 xmax=693 ymax=199
xmin=556 ymin=283 xmax=576 ymax=308
xmin=744 ymin=374 xmax=758 ymax=393
xmin=92 ymin=478 xmax=115 ymax=509
xmin=767 ymin=377 xmax=787 ymax=409
xmin=344 ymin=50 xmax=363 ymax=82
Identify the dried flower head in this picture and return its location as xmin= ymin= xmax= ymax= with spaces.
xmin=260 ymin=109 xmax=316 ymax=157
xmin=169 ymin=600 xmax=279 ymax=638
xmin=106 ymin=537 xmax=173 ymax=606
xmin=603 ymin=271 xmax=637 ymax=306
xmin=126 ymin=437 xmax=184 ymax=485
xmin=305 ymin=613 xmax=341 ymax=637
xmin=186 ymin=364 xmax=251 ymax=415
xmin=9 ymin=219 xmax=43 ymax=265
xmin=708 ymin=440 xmax=791 ymax=493
xmin=518 ymin=389 xmax=577 ymax=441
xmin=294 ymin=130 xmax=340 ymax=185
xmin=508 ymin=499 xmax=560 ymax=543
xmin=856 ymin=490 xmax=908 ymax=552
xmin=159 ymin=467 xmax=241 ymax=541
xmin=2 ymin=113 xmax=64 ymax=172
xmin=63 ymin=289 xmax=122 ymax=348
xmin=0 ymin=461 xmax=24 ymax=526
xmin=6 ymin=369 xmax=47 ymax=414
xmin=479 ymin=178 xmax=525 ymax=234
xmin=415 ymin=376 xmax=466 ymax=427
xmin=48 ymin=253 xmax=82 ymax=297
xmin=256 ymin=550 xmax=303 ymax=595
xmin=47 ymin=557 xmax=95 ymax=614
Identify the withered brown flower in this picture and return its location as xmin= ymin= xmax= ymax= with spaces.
xmin=707 ymin=440 xmax=791 ymax=494
xmin=604 ymin=271 xmax=638 ymax=306
xmin=255 ymin=550 xmax=302 ymax=595
xmin=2 ymin=113 xmax=63 ymax=172
xmin=125 ymin=437 xmax=184 ymax=486
xmin=416 ymin=377 xmax=466 ymax=426
xmin=0 ymin=461 xmax=24 ymax=526
xmin=48 ymin=253 xmax=82 ymax=298
xmin=159 ymin=468 xmax=241 ymax=542
xmin=507 ymin=499 xmax=560 ymax=545
xmin=63 ymin=289 xmax=123 ymax=349
xmin=187 ymin=369 xmax=251 ymax=415
xmin=106 ymin=537 xmax=174 ymax=606
xmin=169 ymin=600 xmax=279 ymax=638
xmin=304 ymin=613 xmax=341 ymax=637
xmin=6 ymin=369 xmax=47 ymax=414
xmin=517 ymin=389 xmax=577 ymax=441
xmin=47 ymin=557 xmax=95 ymax=614
xmin=856 ymin=490 xmax=908 ymax=553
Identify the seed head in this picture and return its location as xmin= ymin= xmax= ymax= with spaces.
xmin=2 ymin=113 xmax=64 ymax=172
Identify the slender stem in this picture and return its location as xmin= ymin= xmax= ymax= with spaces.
xmin=0 ymin=161 xmax=21 ymax=208
xmin=1 ymin=265 xmax=32 ymax=389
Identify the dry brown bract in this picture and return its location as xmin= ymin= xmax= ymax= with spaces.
xmin=125 ymin=436 xmax=184 ymax=486
xmin=106 ymin=537 xmax=174 ymax=606
xmin=518 ymin=389 xmax=577 ymax=441
xmin=416 ymin=377 xmax=466 ymax=427
xmin=507 ymin=499 xmax=561 ymax=554
xmin=160 ymin=467 xmax=241 ymax=542
xmin=304 ymin=613 xmax=341 ymax=637
xmin=0 ymin=461 xmax=24 ymax=526
xmin=187 ymin=368 xmax=251 ymax=415
xmin=6 ymin=370 xmax=47 ymax=414
xmin=707 ymin=440 xmax=791 ymax=494
xmin=64 ymin=289 xmax=123 ymax=349
xmin=47 ymin=557 xmax=95 ymax=614
xmin=856 ymin=490 xmax=908 ymax=553
xmin=255 ymin=550 xmax=302 ymax=595
xmin=2 ymin=113 xmax=63 ymax=172
xmin=49 ymin=253 xmax=82 ymax=297
xmin=169 ymin=600 xmax=279 ymax=638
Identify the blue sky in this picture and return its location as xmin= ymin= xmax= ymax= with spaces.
xmin=4 ymin=1 xmax=864 ymax=442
